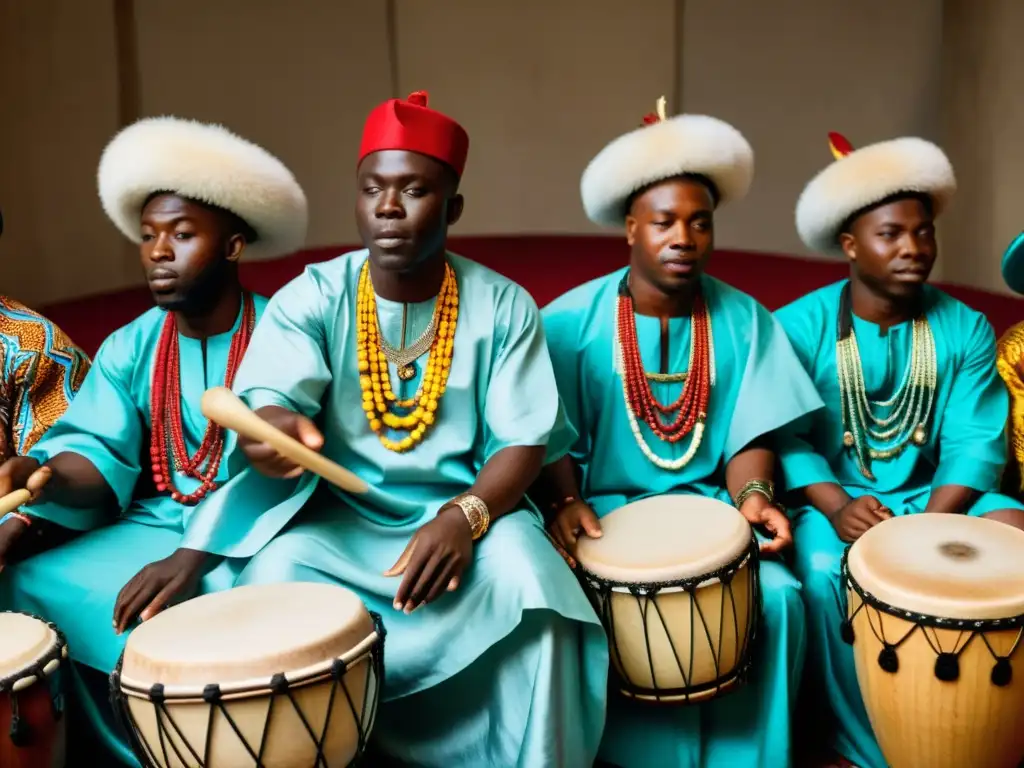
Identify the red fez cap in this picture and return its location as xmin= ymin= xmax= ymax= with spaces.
xmin=358 ymin=91 xmax=470 ymax=178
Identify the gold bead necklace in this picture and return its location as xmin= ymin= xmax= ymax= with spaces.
xmin=356 ymin=260 xmax=458 ymax=452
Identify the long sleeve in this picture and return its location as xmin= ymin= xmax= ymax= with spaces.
xmin=933 ymin=315 xmax=1009 ymax=491
xmin=776 ymin=418 xmax=841 ymax=491
xmin=27 ymin=330 xmax=142 ymax=520
xmin=997 ymin=321 xmax=1024 ymax=492
xmin=182 ymin=270 xmax=332 ymax=557
xmin=481 ymin=287 xmax=576 ymax=464
xmin=234 ymin=270 xmax=333 ymax=418
xmin=540 ymin=302 xmax=590 ymax=465
xmin=724 ymin=303 xmax=824 ymax=462
xmin=772 ymin=300 xmax=839 ymax=491
xmin=10 ymin=325 xmax=91 ymax=457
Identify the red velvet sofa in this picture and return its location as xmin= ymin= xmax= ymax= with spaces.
xmin=40 ymin=235 xmax=1024 ymax=356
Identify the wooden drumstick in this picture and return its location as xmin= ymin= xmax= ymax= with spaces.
xmin=0 ymin=489 xmax=33 ymax=517
xmin=200 ymin=386 xmax=369 ymax=494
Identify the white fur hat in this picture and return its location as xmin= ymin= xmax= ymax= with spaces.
xmin=581 ymin=98 xmax=754 ymax=227
xmin=795 ymin=133 xmax=956 ymax=254
xmin=98 ymin=117 xmax=308 ymax=261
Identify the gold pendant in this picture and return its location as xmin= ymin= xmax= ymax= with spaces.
xmin=843 ymin=431 xmax=855 ymax=447
xmin=912 ymin=424 xmax=927 ymax=446
xmin=398 ymin=363 xmax=417 ymax=381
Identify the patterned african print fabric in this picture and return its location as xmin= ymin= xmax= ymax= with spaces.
xmin=997 ymin=320 xmax=1024 ymax=494
xmin=0 ymin=296 xmax=90 ymax=462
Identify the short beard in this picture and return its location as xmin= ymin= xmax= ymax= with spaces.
xmin=153 ymin=258 xmax=235 ymax=314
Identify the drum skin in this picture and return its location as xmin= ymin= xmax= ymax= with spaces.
xmin=115 ymin=582 xmax=383 ymax=768
xmin=845 ymin=514 xmax=1024 ymax=768
xmin=576 ymin=494 xmax=759 ymax=704
xmin=0 ymin=612 xmax=66 ymax=768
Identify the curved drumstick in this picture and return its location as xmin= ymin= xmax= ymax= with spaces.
xmin=0 ymin=489 xmax=33 ymax=517
xmin=201 ymin=386 xmax=369 ymax=494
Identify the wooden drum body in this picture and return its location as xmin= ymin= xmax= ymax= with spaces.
xmin=843 ymin=514 xmax=1024 ymax=768
xmin=575 ymin=495 xmax=761 ymax=704
xmin=0 ymin=611 xmax=68 ymax=768
xmin=110 ymin=582 xmax=385 ymax=768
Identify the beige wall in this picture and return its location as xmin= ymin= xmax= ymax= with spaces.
xmin=681 ymin=0 xmax=946 ymax=275
xmin=0 ymin=0 xmax=1018 ymax=303
xmin=0 ymin=0 xmax=129 ymax=305
xmin=134 ymin=0 xmax=391 ymax=250
xmin=940 ymin=0 xmax=1024 ymax=297
xmin=393 ymin=0 xmax=678 ymax=236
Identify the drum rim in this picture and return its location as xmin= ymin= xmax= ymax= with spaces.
xmin=578 ymin=533 xmax=757 ymax=593
xmin=115 ymin=616 xmax=384 ymax=702
xmin=575 ymin=495 xmax=754 ymax=583
xmin=616 ymin=663 xmax=751 ymax=703
xmin=0 ymin=610 xmax=67 ymax=693
xmin=841 ymin=548 xmax=1024 ymax=630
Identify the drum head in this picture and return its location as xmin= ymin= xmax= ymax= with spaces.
xmin=575 ymin=494 xmax=752 ymax=584
xmin=847 ymin=514 xmax=1024 ymax=620
xmin=0 ymin=612 xmax=59 ymax=684
xmin=121 ymin=582 xmax=376 ymax=689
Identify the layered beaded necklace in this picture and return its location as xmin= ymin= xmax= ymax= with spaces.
xmin=614 ymin=271 xmax=715 ymax=470
xmin=356 ymin=259 xmax=458 ymax=453
xmin=836 ymin=282 xmax=937 ymax=479
xmin=149 ymin=291 xmax=256 ymax=505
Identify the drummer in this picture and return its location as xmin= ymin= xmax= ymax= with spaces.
xmin=142 ymin=91 xmax=608 ymax=767
xmin=776 ymin=132 xmax=1024 ymax=768
xmin=996 ymin=234 xmax=1024 ymax=497
xmin=0 ymin=117 xmax=306 ymax=763
xmin=536 ymin=98 xmax=825 ymax=768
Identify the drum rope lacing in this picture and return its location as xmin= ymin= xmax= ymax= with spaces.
xmin=109 ymin=610 xmax=386 ymax=768
xmin=0 ymin=610 xmax=67 ymax=748
xmin=579 ymin=535 xmax=761 ymax=702
xmin=840 ymin=549 xmax=1023 ymax=686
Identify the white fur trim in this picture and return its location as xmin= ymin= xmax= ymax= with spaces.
xmin=98 ymin=117 xmax=308 ymax=261
xmin=795 ymin=137 xmax=956 ymax=254
xmin=580 ymin=114 xmax=754 ymax=227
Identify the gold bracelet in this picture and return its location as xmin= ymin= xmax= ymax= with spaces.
xmin=450 ymin=494 xmax=490 ymax=541
xmin=734 ymin=479 xmax=774 ymax=508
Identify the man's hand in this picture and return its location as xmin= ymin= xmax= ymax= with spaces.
xmin=384 ymin=506 xmax=473 ymax=614
xmin=112 ymin=548 xmax=209 ymax=634
xmin=240 ymin=406 xmax=324 ymax=478
xmin=0 ymin=457 xmax=51 ymax=501
xmin=831 ymin=495 xmax=892 ymax=543
xmin=0 ymin=517 xmax=30 ymax=575
xmin=739 ymin=495 xmax=793 ymax=554
xmin=548 ymin=499 xmax=603 ymax=558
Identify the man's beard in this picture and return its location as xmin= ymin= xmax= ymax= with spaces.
xmin=154 ymin=259 xmax=233 ymax=314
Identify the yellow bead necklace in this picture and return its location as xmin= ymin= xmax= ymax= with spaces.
xmin=356 ymin=259 xmax=458 ymax=452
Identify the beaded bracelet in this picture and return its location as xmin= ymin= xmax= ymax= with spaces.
xmin=734 ymin=479 xmax=775 ymax=509
xmin=0 ymin=511 xmax=32 ymax=528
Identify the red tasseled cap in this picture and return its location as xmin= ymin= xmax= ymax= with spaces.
xmin=357 ymin=91 xmax=470 ymax=177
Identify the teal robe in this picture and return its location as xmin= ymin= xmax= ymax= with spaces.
xmin=0 ymin=297 xmax=267 ymax=766
xmin=542 ymin=268 xmax=824 ymax=768
xmin=776 ymin=281 xmax=1024 ymax=768
xmin=180 ymin=251 xmax=608 ymax=767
